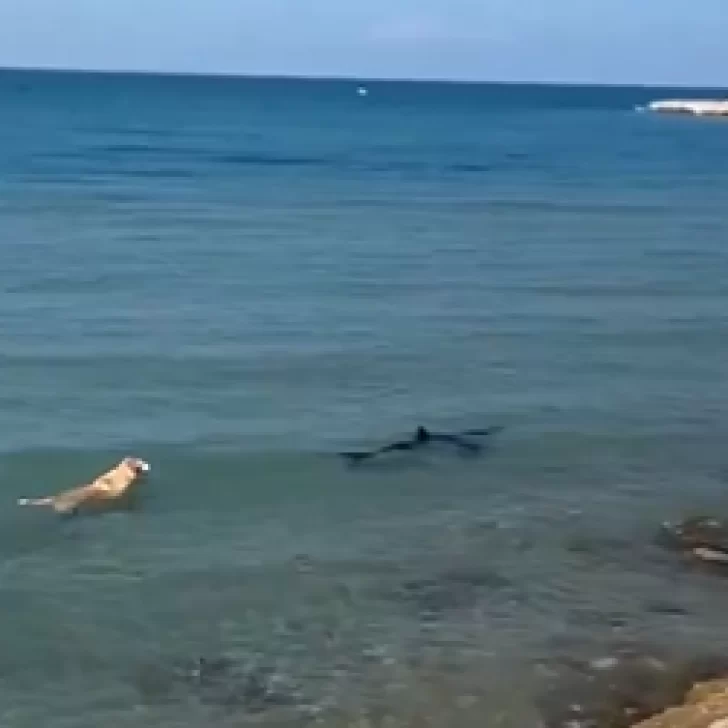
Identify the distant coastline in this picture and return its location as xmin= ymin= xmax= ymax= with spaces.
xmin=1 ymin=63 xmax=727 ymax=93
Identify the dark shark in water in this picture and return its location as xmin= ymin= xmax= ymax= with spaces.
xmin=339 ymin=425 xmax=503 ymax=465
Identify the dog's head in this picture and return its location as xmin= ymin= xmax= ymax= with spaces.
xmin=121 ymin=456 xmax=151 ymax=477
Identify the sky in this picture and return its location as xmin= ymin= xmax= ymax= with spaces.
xmin=0 ymin=0 xmax=725 ymax=87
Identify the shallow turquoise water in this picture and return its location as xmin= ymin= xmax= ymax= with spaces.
xmin=1 ymin=70 xmax=728 ymax=726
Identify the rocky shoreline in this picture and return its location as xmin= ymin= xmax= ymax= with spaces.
xmin=634 ymin=679 xmax=728 ymax=728
xmin=536 ymin=515 xmax=728 ymax=728
xmin=121 ymin=514 xmax=728 ymax=727
xmin=629 ymin=517 xmax=728 ymax=728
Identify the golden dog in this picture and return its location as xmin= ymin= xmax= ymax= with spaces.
xmin=18 ymin=456 xmax=150 ymax=515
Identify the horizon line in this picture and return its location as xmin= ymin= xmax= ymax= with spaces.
xmin=1 ymin=63 xmax=726 ymax=92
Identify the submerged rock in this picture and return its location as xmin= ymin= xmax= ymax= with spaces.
xmin=535 ymin=645 xmax=728 ymax=728
xmin=393 ymin=566 xmax=514 ymax=619
xmin=642 ymin=600 xmax=691 ymax=618
xmin=135 ymin=654 xmax=302 ymax=714
xmin=537 ymin=653 xmax=676 ymax=728
xmin=656 ymin=517 xmax=728 ymax=571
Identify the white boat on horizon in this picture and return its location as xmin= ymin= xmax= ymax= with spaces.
xmin=642 ymin=98 xmax=728 ymax=117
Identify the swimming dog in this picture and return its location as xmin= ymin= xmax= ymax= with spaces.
xmin=340 ymin=425 xmax=503 ymax=465
xmin=17 ymin=456 xmax=150 ymax=515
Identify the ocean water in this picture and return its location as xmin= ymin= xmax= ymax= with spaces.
xmin=1 ymin=69 xmax=728 ymax=726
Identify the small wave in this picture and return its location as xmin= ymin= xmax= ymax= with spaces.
xmin=24 ymin=166 xmax=198 ymax=182
xmin=447 ymin=163 xmax=493 ymax=173
xmin=95 ymin=143 xmax=212 ymax=160
xmin=4 ymin=273 xmax=120 ymax=294
xmin=98 ymin=143 xmax=163 ymax=155
xmin=108 ymin=167 xmax=197 ymax=179
xmin=352 ymin=160 xmax=494 ymax=174
xmin=78 ymin=125 xmax=176 ymax=139
xmin=30 ymin=148 xmax=523 ymax=178
xmin=46 ymin=143 xmax=199 ymax=158
xmin=480 ymin=199 xmax=672 ymax=215
xmin=215 ymin=153 xmax=326 ymax=168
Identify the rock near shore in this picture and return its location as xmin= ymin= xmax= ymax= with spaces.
xmin=632 ymin=679 xmax=728 ymax=728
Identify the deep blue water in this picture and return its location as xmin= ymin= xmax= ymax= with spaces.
xmin=1 ymin=69 xmax=728 ymax=726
